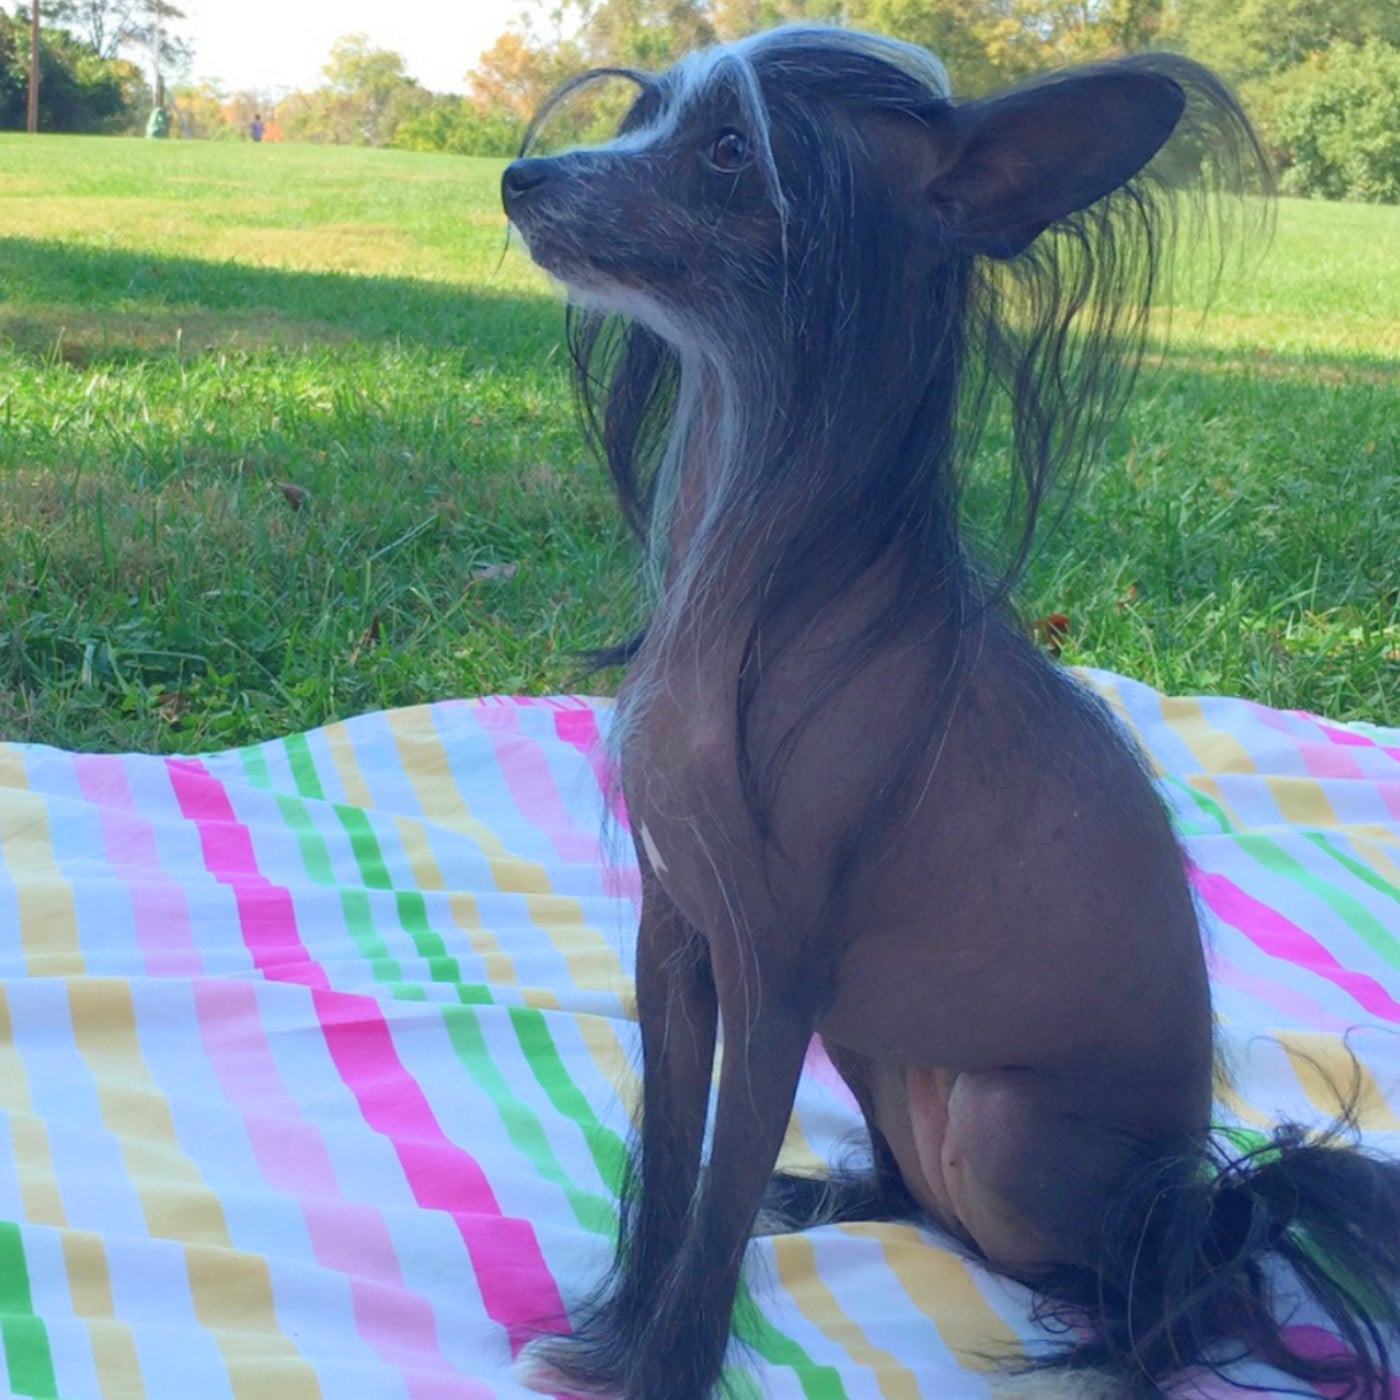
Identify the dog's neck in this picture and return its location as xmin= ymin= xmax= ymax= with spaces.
xmin=652 ymin=355 xmax=965 ymax=655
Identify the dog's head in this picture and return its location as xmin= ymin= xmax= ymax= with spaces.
xmin=502 ymin=27 xmax=1188 ymax=344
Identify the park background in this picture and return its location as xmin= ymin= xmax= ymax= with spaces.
xmin=0 ymin=0 xmax=1397 ymax=751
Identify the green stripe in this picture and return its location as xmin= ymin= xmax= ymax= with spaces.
xmin=1301 ymin=831 xmax=1400 ymax=917
xmin=508 ymin=1007 xmax=628 ymax=1189
xmin=240 ymin=726 xmax=847 ymax=1400
xmin=1165 ymin=779 xmax=1400 ymax=968
xmin=282 ymin=732 xmax=325 ymax=801
xmin=0 ymin=1222 xmax=58 ymax=1398
xmin=1233 ymin=832 xmax=1400 ymax=971
xmin=1164 ymin=775 xmax=1235 ymax=835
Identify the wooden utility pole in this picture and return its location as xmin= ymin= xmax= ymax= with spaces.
xmin=27 ymin=0 xmax=40 ymax=134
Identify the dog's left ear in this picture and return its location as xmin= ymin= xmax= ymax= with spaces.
xmin=925 ymin=67 xmax=1186 ymax=259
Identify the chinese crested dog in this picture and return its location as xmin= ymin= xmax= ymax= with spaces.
xmin=502 ymin=25 xmax=1400 ymax=1399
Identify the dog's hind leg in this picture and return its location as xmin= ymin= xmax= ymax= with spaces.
xmin=763 ymin=1039 xmax=922 ymax=1232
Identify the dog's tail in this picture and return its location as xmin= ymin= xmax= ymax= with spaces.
xmin=1025 ymin=1115 xmax=1400 ymax=1398
xmin=769 ymin=1114 xmax=1400 ymax=1398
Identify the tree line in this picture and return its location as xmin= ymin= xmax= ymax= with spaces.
xmin=7 ymin=0 xmax=1400 ymax=202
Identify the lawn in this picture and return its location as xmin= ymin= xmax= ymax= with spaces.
xmin=0 ymin=133 xmax=1396 ymax=752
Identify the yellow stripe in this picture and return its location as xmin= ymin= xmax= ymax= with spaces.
xmin=576 ymin=1014 xmax=637 ymax=1107
xmin=364 ymin=712 xmax=631 ymax=1003
xmin=2 ymin=973 xmax=144 ymax=1395
xmin=63 ymin=978 xmax=319 ymax=1399
xmin=1086 ymin=675 xmax=1166 ymax=775
xmin=1212 ymin=1066 xmax=1279 ymax=1131
xmin=61 ymin=1232 xmax=145 ymax=1400
xmin=0 ymin=977 xmax=68 ymax=1227
xmin=1262 ymin=778 xmax=1343 ymax=830
xmin=8 ymin=1120 xmax=67 ymax=1227
xmin=772 ymin=1233 xmax=923 ymax=1400
xmin=381 ymin=711 xmax=520 ymax=857
xmin=1159 ymin=696 xmax=1259 ymax=776
xmin=1278 ymin=1032 xmax=1400 ymax=1131
xmin=1346 ymin=827 xmax=1400 ymax=862
xmin=0 ymin=791 xmax=86 ymax=976
xmin=1158 ymin=697 xmax=1352 ymax=831
xmin=319 ymin=719 xmax=375 ymax=809
xmin=183 ymin=1243 xmax=324 ymax=1398
xmin=391 ymin=812 xmax=446 ymax=892
xmin=0 ymin=746 xmax=28 ymax=791
xmin=0 ymin=986 xmax=34 ymax=1116
xmin=855 ymin=1224 xmax=1023 ymax=1370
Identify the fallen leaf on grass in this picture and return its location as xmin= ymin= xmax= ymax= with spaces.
xmin=348 ymin=612 xmax=381 ymax=664
xmin=272 ymin=481 xmax=309 ymax=510
xmin=156 ymin=691 xmax=188 ymax=725
xmin=1031 ymin=612 xmax=1071 ymax=656
xmin=471 ymin=562 xmax=519 ymax=583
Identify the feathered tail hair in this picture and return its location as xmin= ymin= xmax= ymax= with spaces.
xmin=1030 ymin=1111 xmax=1400 ymax=1398
xmin=768 ymin=1095 xmax=1400 ymax=1398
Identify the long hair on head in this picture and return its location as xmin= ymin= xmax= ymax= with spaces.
xmin=522 ymin=26 xmax=1271 ymax=838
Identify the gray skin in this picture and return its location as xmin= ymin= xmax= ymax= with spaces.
xmin=504 ymin=39 xmax=1213 ymax=1400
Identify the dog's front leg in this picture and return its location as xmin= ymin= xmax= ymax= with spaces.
xmin=626 ymin=955 xmax=816 ymax=1400
xmin=616 ymin=861 xmax=719 ymax=1331
xmin=523 ymin=861 xmax=718 ymax=1396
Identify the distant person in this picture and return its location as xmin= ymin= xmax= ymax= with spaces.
xmin=250 ymin=114 xmax=264 ymax=143
xmin=145 ymin=105 xmax=170 ymax=139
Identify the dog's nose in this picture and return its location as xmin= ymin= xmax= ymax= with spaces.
xmin=502 ymin=158 xmax=553 ymax=209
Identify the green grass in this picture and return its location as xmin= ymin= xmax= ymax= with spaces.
xmin=0 ymin=133 xmax=1396 ymax=751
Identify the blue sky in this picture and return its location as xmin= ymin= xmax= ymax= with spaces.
xmin=177 ymin=0 xmax=524 ymax=96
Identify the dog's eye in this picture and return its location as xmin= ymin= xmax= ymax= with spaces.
xmin=708 ymin=129 xmax=750 ymax=173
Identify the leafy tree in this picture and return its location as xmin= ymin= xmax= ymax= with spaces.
xmin=1160 ymin=0 xmax=1400 ymax=85
xmin=583 ymin=0 xmax=716 ymax=68
xmin=710 ymin=0 xmax=843 ymax=41
xmin=271 ymin=33 xmax=430 ymax=147
xmin=469 ymin=28 xmax=581 ymax=120
xmin=390 ymin=94 xmax=520 ymax=156
xmin=1 ymin=7 xmax=134 ymax=129
xmin=457 ymin=0 xmax=1400 ymax=198
xmin=44 ymin=0 xmax=189 ymax=74
xmin=1273 ymin=39 xmax=1400 ymax=201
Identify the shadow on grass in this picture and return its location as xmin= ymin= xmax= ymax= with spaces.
xmin=0 ymin=234 xmax=562 ymax=366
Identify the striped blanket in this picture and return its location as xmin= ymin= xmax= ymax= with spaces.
xmin=0 ymin=670 xmax=1395 ymax=1400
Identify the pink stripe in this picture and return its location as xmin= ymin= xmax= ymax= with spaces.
xmin=1309 ymin=716 xmax=1400 ymax=763
xmin=1248 ymin=708 xmax=1400 ymax=820
xmin=552 ymin=707 xmax=630 ymax=832
xmin=473 ymin=706 xmax=601 ymax=865
xmin=474 ymin=704 xmax=641 ymax=902
xmin=81 ymin=759 xmax=466 ymax=1389
xmin=807 ymin=1037 xmax=859 ymax=1111
xmin=72 ymin=755 xmax=203 ymax=977
xmin=194 ymin=984 xmax=461 ymax=1393
xmin=1248 ymin=704 xmax=1368 ymax=780
xmin=1202 ymin=946 xmax=1355 ymax=1034
xmin=1192 ymin=868 xmax=1400 ymax=1023
xmin=1277 ymin=1325 xmax=1399 ymax=1399
xmin=549 ymin=706 xmax=641 ymax=902
xmin=167 ymin=757 xmax=569 ymax=1353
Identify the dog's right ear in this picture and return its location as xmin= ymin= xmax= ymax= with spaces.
xmin=925 ymin=66 xmax=1186 ymax=259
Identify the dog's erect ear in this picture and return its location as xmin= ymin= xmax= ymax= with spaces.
xmin=927 ymin=68 xmax=1186 ymax=259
